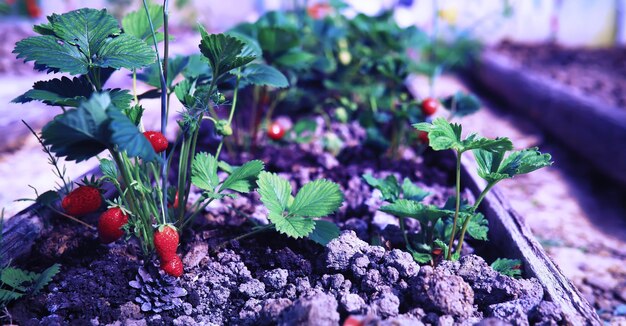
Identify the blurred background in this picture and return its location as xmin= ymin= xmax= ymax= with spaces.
xmin=0 ymin=0 xmax=625 ymax=323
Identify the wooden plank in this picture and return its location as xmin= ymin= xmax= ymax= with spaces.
xmin=461 ymin=155 xmax=601 ymax=325
xmin=473 ymin=50 xmax=626 ymax=185
xmin=0 ymin=167 xmax=114 ymax=266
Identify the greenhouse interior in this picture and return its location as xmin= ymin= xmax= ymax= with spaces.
xmin=0 ymin=0 xmax=625 ymax=325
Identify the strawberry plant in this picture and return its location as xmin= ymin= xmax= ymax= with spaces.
xmin=365 ymin=118 xmax=552 ymax=264
xmin=11 ymin=3 xmax=294 ymax=275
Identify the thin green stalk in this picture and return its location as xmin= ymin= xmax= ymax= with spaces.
xmin=399 ymin=216 xmax=412 ymax=251
xmin=455 ymin=182 xmax=496 ymax=256
xmin=142 ymin=0 xmax=169 ymax=224
xmin=447 ymin=151 xmax=462 ymax=260
xmin=214 ymin=224 xmax=274 ymax=251
xmin=132 ymin=69 xmax=139 ymax=104
xmin=218 ymin=68 xmax=241 ymax=159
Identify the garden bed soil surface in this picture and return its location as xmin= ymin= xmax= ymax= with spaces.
xmin=7 ymin=122 xmax=564 ymax=325
xmin=494 ymin=42 xmax=626 ymax=109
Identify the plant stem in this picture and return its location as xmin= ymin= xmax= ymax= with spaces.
xmin=142 ymin=0 xmax=169 ymax=225
xmin=455 ymin=182 xmax=496 ymax=256
xmin=214 ymin=224 xmax=274 ymax=251
xmin=46 ymin=206 xmax=96 ymax=230
xmin=399 ymin=216 xmax=412 ymax=251
xmin=447 ymin=150 xmax=462 ymax=260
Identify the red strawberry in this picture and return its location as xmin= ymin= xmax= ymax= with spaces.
xmin=154 ymin=225 xmax=179 ymax=261
xmin=161 ymin=255 xmax=184 ymax=277
xmin=61 ymin=186 xmax=102 ymax=216
xmin=173 ymin=191 xmax=179 ymax=209
xmin=143 ymin=131 xmax=168 ymax=153
xmin=421 ymin=98 xmax=438 ymax=116
xmin=267 ymin=122 xmax=286 ymax=141
xmin=343 ymin=316 xmax=364 ymax=326
xmin=98 ymin=207 xmax=129 ymax=244
xmin=418 ymin=131 xmax=429 ymax=145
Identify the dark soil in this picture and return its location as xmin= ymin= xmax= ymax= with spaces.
xmin=494 ymin=42 xmax=626 ymax=109
xmin=6 ymin=121 xmax=563 ymax=325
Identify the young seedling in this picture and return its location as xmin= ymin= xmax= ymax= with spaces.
xmin=226 ymin=171 xmax=344 ymax=246
xmin=414 ymin=117 xmax=552 ymax=259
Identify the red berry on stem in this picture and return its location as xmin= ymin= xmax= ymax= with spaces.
xmin=143 ymin=131 xmax=168 ymax=153
xmin=418 ymin=131 xmax=429 ymax=145
xmin=98 ymin=207 xmax=129 ymax=244
xmin=421 ymin=98 xmax=438 ymax=116
xmin=267 ymin=122 xmax=286 ymax=141
xmin=154 ymin=225 xmax=179 ymax=262
xmin=61 ymin=186 xmax=102 ymax=216
xmin=161 ymin=255 xmax=184 ymax=277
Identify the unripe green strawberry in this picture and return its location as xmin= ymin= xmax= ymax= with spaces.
xmin=61 ymin=186 xmax=102 ymax=216
xmin=98 ymin=207 xmax=129 ymax=244
xmin=161 ymin=255 xmax=184 ymax=277
xmin=143 ymin=131 xmax=168 ymax=153
xmin=154 ymin=225 xmax=179 ymax=261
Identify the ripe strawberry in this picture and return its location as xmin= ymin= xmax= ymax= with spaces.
xmin=421 ymin=98 xmax=438 ymax=116
xmin=418 ymin=131 xmax=429 ymax=145
xmin=267 ymin=122 xmax=286 ymax=141
xmin=98 ymin=207 xmax=129 ymax=244
xmin=432 ymin=248 xmax=443 ymax=256
xmin=154 ymin=225 xmax=179 ymax=262
xmin=143 ymin=131 xmax=168 ymax=153
xmin=161 ymin=255 xmax=184 ymax=277
xmin=343 ymin=316 xmax=364 ymax=326
xmin=61 ymin=186 xmax=102 ymax=216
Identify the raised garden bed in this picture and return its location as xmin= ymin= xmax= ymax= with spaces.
xmin=471 ymin=44 xmax=626 ymax=185
xmin=1 ymin=4 xmax=600 ymax=326
xmin=3 ymin=136 xmax=598 ymax=325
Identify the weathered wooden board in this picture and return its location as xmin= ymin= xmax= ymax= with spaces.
xmin=472 ymin=50 xmax=626 ymax=185
xmin=461 ymin=155 xmax=600 ymax=325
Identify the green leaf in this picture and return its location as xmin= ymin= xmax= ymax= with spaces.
xmin=442 ymin=91 xmax=481 ymax=117
xmin=198 ymin=26 xmax=256 ymax=78
xmin=12 ymin=76 xmax=92 ymax=107
xmin=401 ymin=178 xmax=430 ymax=201
xmin=36 ymin=190 xmax=60 ymax=206
xmin=13 ymin=8 xmax=155 ymax=75
xmin=14 ymin=35 xmax=89 ymax=74
xmin=42 ymin=93 xmax=155 ymax=162
xmin=414 ymin=118 xmax=512 ymax=153
xmin=0 ymin=289 xmax=23 ymax=304
xmin=191 ymin=153 xmax=219 ymax=191
xmin=50 ymin=8 xmax=121 ymax=58
xmin=257 ymin=172 xmax=292 ymax=215
xmin=307 ymin=220 xmax=341 ymax=245
xmin=290 ymin=179 xmax=343 ymax=217
xmin=491 ymin=258 xmax=522 ymax=278
xmin=275 ymin=51 xmax=316 ymax=70
xmin=380 ymin=199 xmax=451 ymax=224
xmin=257 ymin=26 xmax=299 ymax=57
xmin=408 ymin=249 xmax=432 ymax=263
xmin=107 ymin=108 xmax=158 ymax=161
xmin=122 ymin=104 xmax=144 ymax=126
xmin=122 ymin=4 xmax=165 ymax=43
xmin=501 ymin=148 xmax=553 ymax=175
xmin=1 ymin=267 xmax=36 ymax=292
xmin=94 ymin=34 xmax=156 ymax=71
xmin=220 ymin=160 xmax=264 ymax=193
xmin=362 ymin=174 xmax=401 ymax=202
xmin=239 ymin=63 xmax=289 ymax=88
xmin=474 ymin=147 xmax=552 ymax=184
xmin=12 ymin=75 xmax=131 ymax=111
xmin=99 ymin=158 xmax=118 ymax=180
xmin=464 ymin=213 xmax=489 ymax=241
xmin=270 ymin=213 xmax=316 ymax=239
xmin=41 ymin=94 xmax=111 ymax=161
xmin=30 ymin=264 xmax=61 ymax=294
